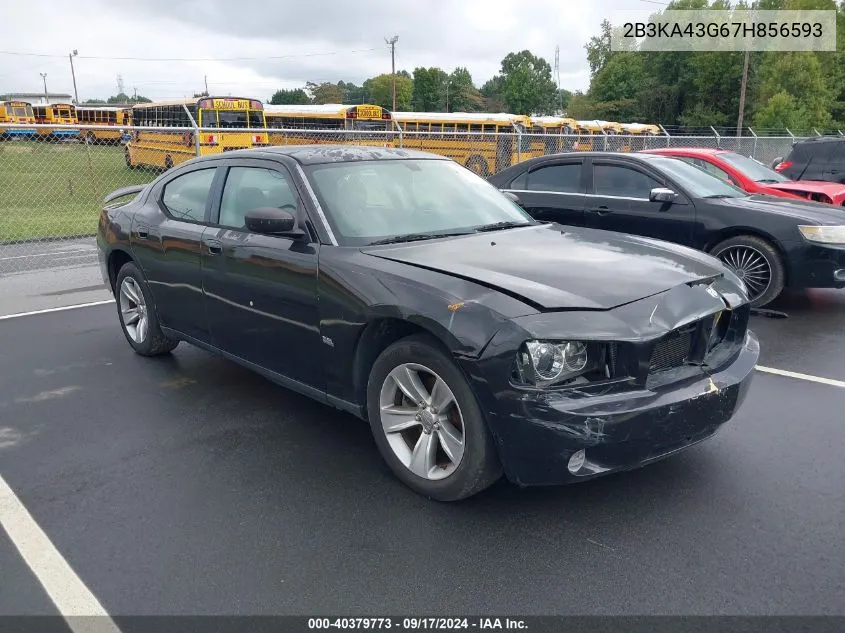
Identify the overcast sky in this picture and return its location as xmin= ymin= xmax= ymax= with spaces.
xmin=1 ymin=0 xmax=645 ymax=103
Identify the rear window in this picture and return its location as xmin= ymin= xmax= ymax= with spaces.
xmin=789 ymin=140 xmax=842 ymax=163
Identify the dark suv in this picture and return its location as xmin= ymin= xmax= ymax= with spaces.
xmin=775 ymin=136 xmax=845 ymax=183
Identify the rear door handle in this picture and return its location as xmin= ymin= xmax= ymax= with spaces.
xmin=204 ymin=239 xmax=223 ymax=255
xmin=592 ymin=205 xmax=612 ymax=215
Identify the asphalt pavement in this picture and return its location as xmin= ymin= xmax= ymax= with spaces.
xmin=1 ymin=284 xmax=844 ymax=617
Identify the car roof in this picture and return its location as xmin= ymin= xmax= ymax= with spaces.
xmin=188 ymin=145 xmax=446 ymax=166
xmin=793 ymin=136 xmax=845 ymax=145
xmin=642 ymin=147 xmax=727 ymax=156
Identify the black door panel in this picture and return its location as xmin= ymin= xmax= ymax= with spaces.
xmin=201 ymin=161 xmax=323 ymax=390
xmin=130 ymin=165 xmax=219 ymax=342
xmin=505 ymin=160 xmax=588 ymax=226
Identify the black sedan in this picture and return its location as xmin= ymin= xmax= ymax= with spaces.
xmin=489 ymin=152 xmax=845 ymax=307
xmin=97 ymin=146 xmax=759 ymax=501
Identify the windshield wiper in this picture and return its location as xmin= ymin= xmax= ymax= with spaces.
xmin=756 ymin=179 xmax=780 ymax=184
xmin=368 ymin=231 xmax=472 ymax=245
xmin=472 ymin=220 xmax=535 ymax=232
xmin=702 ymin=194 xmax=736 ymax=199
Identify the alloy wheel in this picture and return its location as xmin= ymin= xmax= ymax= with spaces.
xmin=378 ymin=362 xmax=466 ymax=480
xmin=119 ymin=277 xmax=149 ymax=344
xmin=716 ymin=245 xmax=772 ymax=301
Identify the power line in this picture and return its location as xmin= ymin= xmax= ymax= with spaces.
xmin=0 ymin=47 xmax=381 ymax=62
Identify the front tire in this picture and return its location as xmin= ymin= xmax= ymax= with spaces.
xmin=710 ymin=235 xmax=785 ymax=307
xmin=115 ymin=262 xmax=179 ymax=356
xmin=366 ymin=334 xmax=502 ymax=501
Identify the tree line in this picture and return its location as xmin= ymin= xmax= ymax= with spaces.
xmin=269 ymin=52 xmax=572 ymax=116
xmin=575 ymin=0 xmax=845 ymax=131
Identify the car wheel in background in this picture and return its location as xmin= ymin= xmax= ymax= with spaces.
xmin=710 ymin=235 xmax=785 ymax=307
xmin=115 ymin=262 xmax=179 ymax=356
xmin=366 ymin=333 xmax=502 ymax=501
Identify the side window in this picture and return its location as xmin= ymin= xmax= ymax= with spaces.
xmin=525 ymin=163 xmax=582 ymax=193
xmin=161 ymin=168 xmax=217 ymax=222
xmin=593 ymin=164 xmax=661 ymax=198
xmin=696 ymin=159 xmax=734 ymax=183
xmin=218 ymin=166 xmax=299 ymax=229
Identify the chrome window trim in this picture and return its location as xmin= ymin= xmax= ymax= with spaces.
xmin=293 ymin=163 xmax=338 ymax=246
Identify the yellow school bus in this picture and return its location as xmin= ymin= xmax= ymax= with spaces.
xmin=393 ymin=111 xmax=537 ymax=176
xmin=264 ymin=103 xmax=395 ymax=148
xmin=76 ymin=106 xmax=132 ymax=144
xmin=620 ymin=122 xmax=663 ymax=151
xmin=0 ymin=101 xmax=37 ymax=140
xmin=32 ymin=103 xmax=79 ymax=139
xmin=126 ymin=96 xmax=269 ymax=170
xmin=526 ymin=116 xmax=580 ymax=154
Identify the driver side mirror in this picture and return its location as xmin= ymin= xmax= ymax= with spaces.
xmin=649 ymin=187 xmax=678 ymax=203
xmin=501 ymin=190 xmax=522 ymax=205
xmin=244 ymin=207 xmax=305 ymax=238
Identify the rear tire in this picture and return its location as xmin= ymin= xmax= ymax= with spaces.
xmin=366 ymin=333 xmax=502 ymax=501
xmin=710 ymin=235 xmax=785 ymax=307
xmin=115 ymin=262 xmax=179 ymax=356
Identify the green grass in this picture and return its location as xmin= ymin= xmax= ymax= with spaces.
xmin=0 ymin=141 xmax=158 ymax=242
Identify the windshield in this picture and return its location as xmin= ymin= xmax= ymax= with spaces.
xmin=644 ymin=156 xmax=748 ymax=198
xmin=200 ymin=108 xmax=264 ymax=128
xmin=719 ymin=151 xmax=789 ymax=183
xmin=305 ymin=159 xmax=534 ymax=246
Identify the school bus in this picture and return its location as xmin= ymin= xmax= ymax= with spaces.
xmin=0 ymin=101 xmax=37 ymax=140
xmin=126 ymin=96 xmax=269 ymax=170
xmin=76 ymin=106 xmax=132 ymax=144
xmin=526 ymin=116 xmax=580 ymax=153
xmin=392 ymin=111 xmax=537 ymax=176
xmin=264 ymin=103 xmax=395 ymax=148
xmin=620 ymin=123 xmax=663 ymax=151
xmin=32 ymin=103 xmax=79 ymax=139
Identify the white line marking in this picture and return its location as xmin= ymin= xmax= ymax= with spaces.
xmin=0 ymin=299 xmax=114 ymax=321
xmin=0 ymin=474 xmax=122 ymax=630
xmin=0 ymin=249 xmax=94 ymax=262
xmin=755 ymin=365 xmax=845 ymax=389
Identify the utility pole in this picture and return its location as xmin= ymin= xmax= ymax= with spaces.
xmin=204 ymin=75 xmax=209 ymax=95
xmin=68 ymin=49 xmax=80 ymax=105
xmin=445 ymin=80 xmax=450 ymax=113
xmin=555 ymin=45 xmax=563 ymax=114
xmin=737 ymin=50 xmax=749 ymax=135
xmin=385 ymin=35 xmax=399 ymax=111
xmin=40 ymin=73 xmax=48 ymax=103
xmin=737 ymin=1 xmax=756 ymax=136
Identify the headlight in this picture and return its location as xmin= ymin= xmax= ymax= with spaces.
xmin=798 ymin=225 xmax=845 ymax=245
xmin=513 ymin=340 xmax=608 ymax=388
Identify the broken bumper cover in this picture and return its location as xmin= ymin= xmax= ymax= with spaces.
xmin=482 ymin=330 xmax=759 ymax=487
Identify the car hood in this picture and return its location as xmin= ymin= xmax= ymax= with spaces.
xmin=767 ymin=180 xmax=845 ymax=199
xmin=718 ymin=194 xmax=845 ymax=222
xmin=361 ymin=224 xmax=728 ymax=311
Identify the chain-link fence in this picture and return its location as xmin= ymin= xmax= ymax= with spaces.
xmin=0 ymin=122 xmax=816 ymax=273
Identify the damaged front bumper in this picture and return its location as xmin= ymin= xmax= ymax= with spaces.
xmin=487 ymin=330 xmax=758 ymax=486
xmin=464 ymin=277 xmax=760 ymax=487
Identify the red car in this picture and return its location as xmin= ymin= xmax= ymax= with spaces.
xmin=641 ymin=147 xmax=845 ymax=206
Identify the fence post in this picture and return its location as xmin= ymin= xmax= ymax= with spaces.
xmin=659 ymin=124 xmax=670 ymax=147
xmin=785 ymin=128 xmax=794 ymax=141
xmin=813 ymin=128 xmax=822 ymax=136
xmin=748 ymin=126 xmax=758 ymax=159
xmin=516 ymin=128 xmax=522 ymax=162
xmin=710 ymin=126 xmax=720 ymax=148
xmin=182 ymin=104 xmax=200 ymax=157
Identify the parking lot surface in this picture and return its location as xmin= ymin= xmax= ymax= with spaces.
xmin=1 ymin=281 xmax=844 ymax=618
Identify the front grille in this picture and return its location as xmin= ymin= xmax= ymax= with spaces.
xmin=649 ymin=325 xmax=695 ymax=372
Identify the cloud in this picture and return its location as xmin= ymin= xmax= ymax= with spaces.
xmin=1 ymin=0 xmax=632 ymax=102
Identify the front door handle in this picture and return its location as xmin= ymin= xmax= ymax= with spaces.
xmin=204 ymin=239 xmax=223 ymax=255
xmin=592 ymin=205 xmax=612 ymax=215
